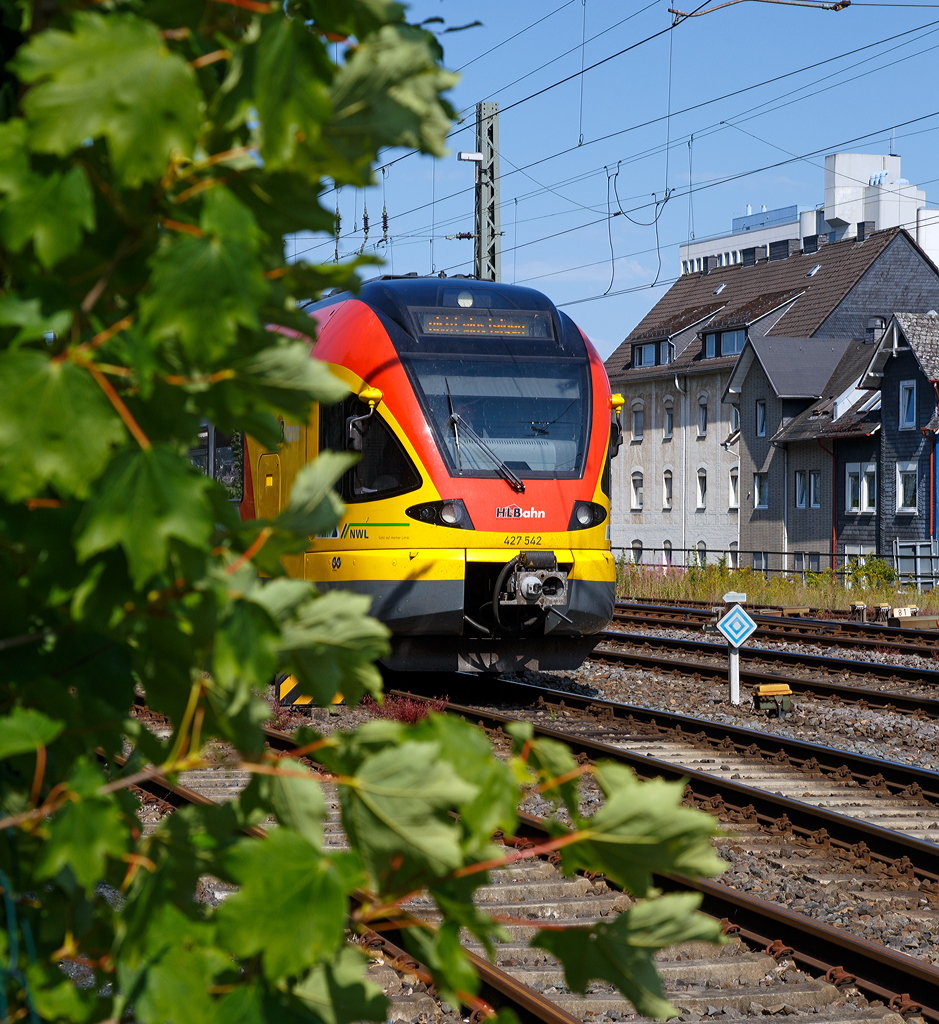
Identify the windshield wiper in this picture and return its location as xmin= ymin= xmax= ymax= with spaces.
xmin=448 ymin=412 xmax=525 ymax=494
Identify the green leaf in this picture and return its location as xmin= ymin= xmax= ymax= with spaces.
xmin=0 ymin=349 xmax=125 ymax=501
xmin=254 ymin=17 xmax=333 ymax=169
xmin=0 ymin=128 xmax=95 ymax=268
xmin=38 ymin=758 xmax=127 ymax=893
xmin=14 ymin=12 xmax=202 ymax=185
xmin=293 ymin=945 xmax=388 ymax=1024
xmin=340 ymin=739 xmax=478 ymax=892
xmin=134 ymin=944 xmax=232 ymax=1024
xmin=533 ymin=894 xmax=724 ymax=1020
xmin=217 ymin=828 xmax=346 ymax=980
xmin=237 ymin=343 xmax=351 ymax=417
xmin=76 ymin=445 xmax=214 ymax=587
xmin=0 ymin=706 xmax=63 ymax=759
xmin=325 ymin=25 xmax=457 ymax=164
xmin=277 ymin=588 xmax=390 ymax=706
xmin=269 ymin=763 xmax=327 ymax=850
xmin=0 ymin=295 xmax=72 ymax=346
xmin=274 ymin=452 xmax=354 ymax=537
xmin=213 ymin=597 xmax=281 ymax=694
xmin=563 ymin=763 xmax=726 ymax=897
xmin=139 ymin=188 xmax=267 ymax=362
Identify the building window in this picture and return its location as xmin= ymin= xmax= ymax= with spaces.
xmin=696 ymin=541 xmax=707 ymax=564
xmin=632 ymin=408 xmax=644 ymax=440
xmin=659 ymin=340 xmax=674 ymax=365
xmin=754 ymin=472 xmax=769 ymax=508
xmin=898 ymin=462 xmax=917 ymax=513
xmin=793 ymin=552 xmax=805 ymax=572
xmin=846 ymin=466 xmax=860 ymax=512
xmin=730 ymin=404 xmax=740 ymax=432
xmin=753 ymin=551 xmax=767 ymax=571
xmin=698 ymin=397 xmax=708 ymax=436
xmin=729 ymin=468 xmax=739 ymax=508
xmin=756 ymin=400 xmax=766 ymax=437
xmin=899 ymin=380 xmax=916 ymax=429
xmin=810 ymin=471 xmax=821 ymax=508
xmin=705 ymin=333 xmax=716 ymax=358
xmin=729 ymin=541 xmax=738 ymax=568
xmin=864 ymin=465 xmax=877 ymax=511
xmin=697 ymin=258 xmax=702 ymax=272
xmin=795 ymin=470 xmax=806 ymax=509
xmin=663 ymin=540 xmax=673 ymax=566
xmin=631 ymin=539 xmax=643 ymax=564
xmin=631 ymin=471 xmax=644 ymax=510
xmin=697 ymin=468 xmax=707 ymax=508
xmin=846 ymin=463 xmax=877 ymax=513
xmin=682 ymin=261 xmax=689 ymax=274
xmin=809 ymin=552 xmax=820 ymax=572
xmin=725 ymin=252 xmax=731 ymax=265
xmin=633 ymin=343 xmax=656 ymax=368
xmin=664 ymin=405 xmax=674 ymax=439
xmin=720 ymin=330 xmax=746 ymax=356
xmin=663 ymin=470 xmax=673 ymax=509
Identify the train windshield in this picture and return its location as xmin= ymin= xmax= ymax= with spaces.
xmin=404 ymin=354 xmax=590 ymax=478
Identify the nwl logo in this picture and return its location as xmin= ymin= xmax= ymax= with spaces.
xmin=340 ymin=524 xmax=368 ymax=539
xmin=496 ymin=505 xmax=545 ymax=519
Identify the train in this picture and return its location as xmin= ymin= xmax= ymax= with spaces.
xmin=194 ymin=275 xmax=623 ymax=684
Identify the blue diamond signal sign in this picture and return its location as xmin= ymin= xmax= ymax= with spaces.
xmin=716 ymin=604 xmax=757 ymax=647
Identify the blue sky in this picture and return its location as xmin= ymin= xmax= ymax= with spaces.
xmin=290 ymin=0 xmax=939 ymax=360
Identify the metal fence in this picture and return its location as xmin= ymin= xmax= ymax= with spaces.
xmin=610 ymin=541 xmax=939 ymax=590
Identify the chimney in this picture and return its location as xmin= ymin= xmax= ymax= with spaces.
xmin=802 ymin=234 xmax=828 ymax=254
xmin=866 ymin=316 xmax=886 ymax=344
xmin=856 ymin=221 xmax=875 ymax=242
xmin=741 ymin=245 xmax=767 ymax=267
xmin=702 ymin=255 xmax=721 ymax=273
xmin=768 ymin=239 xmax=800 ymax=261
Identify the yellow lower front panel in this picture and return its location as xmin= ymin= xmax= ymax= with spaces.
xmin=305 ymin=548 xmax=465 ymax=585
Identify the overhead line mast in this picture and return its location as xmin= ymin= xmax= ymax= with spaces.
xmin=475 ymin=101 xmax=502 ymax=281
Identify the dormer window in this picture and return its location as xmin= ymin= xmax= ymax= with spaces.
xmin=704 ymin=329 xmax=745 ymax=358
xmin=633 ymin=340 xmax=673 ymax=368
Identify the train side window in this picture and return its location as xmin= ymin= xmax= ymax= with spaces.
xmin=320 ymin=397 xmax=421 ymax=502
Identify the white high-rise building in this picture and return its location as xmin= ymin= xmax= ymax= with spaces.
xmin=680 ymin=152 xmax=939 ymax=274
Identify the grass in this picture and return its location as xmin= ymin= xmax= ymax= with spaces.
xmin=615 ymin=555 xmax=939 ymax=614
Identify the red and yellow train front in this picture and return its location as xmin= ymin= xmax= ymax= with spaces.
xmin=252 ymin=278 xmax=617 ymax=674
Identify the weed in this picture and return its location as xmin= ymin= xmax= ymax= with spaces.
xmin=362 ymin=692 xmax=448 ymax=724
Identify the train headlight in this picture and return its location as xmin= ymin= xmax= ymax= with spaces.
xmin=405 ymin=499 xmax=474 ymax=529
xmin=440 ymin=501 xmax=463 ymax=525
xmin=568 ymin=501 xmax=607 ymax=530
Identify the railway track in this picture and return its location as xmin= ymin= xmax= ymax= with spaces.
xmin=123 ymin=699 xmax=936 ymax=1024
xmin=388 ymin=679 xmax=939 ymax=1020
xmin=592 ymin=632 xmax=939 ymax=716
xmin=615 ymin=601 xmax=939 ymax=657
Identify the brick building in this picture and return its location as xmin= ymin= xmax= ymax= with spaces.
xmin=606 ymin=226 xmax=939 ymax=565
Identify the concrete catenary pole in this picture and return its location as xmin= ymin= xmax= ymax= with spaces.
xmin=474 ymin=102 xmax=501 ymax=282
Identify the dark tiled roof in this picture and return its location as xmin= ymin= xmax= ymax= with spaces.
xmin=751 ymin=336 xmax=852 ymax=398
xmin=605 ymin=227 xmax=902 ymax=379
xmin=707 ymin=288 xmax=803 ymax=329
xmin=773 ymin=342 xmax=880 ymax=442
xmin=630 ymin=301 xmax=726 ymax=341
xmin=896 ymin=311 xmax=939 ymax=380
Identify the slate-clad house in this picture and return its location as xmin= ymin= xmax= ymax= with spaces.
xmin=605 ymin=226 xmax=939 ymax=565
xmin=861 ymin=313 xmax=939 ymax=552
xmin=725 ymin=338 xmax=881 ymax=571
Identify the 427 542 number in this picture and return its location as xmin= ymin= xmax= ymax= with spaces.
xmin=503 ymin=535 xmax=543 ymax=546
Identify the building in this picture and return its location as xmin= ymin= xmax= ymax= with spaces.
xmin=680 ymin=152 xmax=939 ymax=275
xmin=606 ymin=226 xmax=939 ymax=565
xmin=725 ymin=337 xmax=880 ymax=571
xmin=861 ymin=313 xmax=939 ymax=560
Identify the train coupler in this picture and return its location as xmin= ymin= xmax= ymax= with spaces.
xmin=752 ymin=683 xmax=793 ymax=718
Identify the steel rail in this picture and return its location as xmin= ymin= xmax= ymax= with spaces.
xmin=430 ymin=692 xmax=939 ymax=879
xmin=106 ymin=726 xmax=580 ymax=1024
xmin=598 ymin=628 xmax=939 ymax=687
xmin=613 ymin=609 xmax=939 ymax=657
xmin=617 ymin=600 xmax=939 ymax=648
xmin=591 ymin=634 xmax=939 ymax=714
xmin=508 ymin=808 xmax=939 ymax=1023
